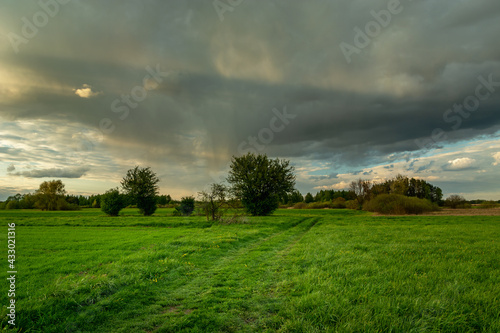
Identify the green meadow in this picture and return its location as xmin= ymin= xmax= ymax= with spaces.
xmin=1 ymin=208 xmax=499 ymax=332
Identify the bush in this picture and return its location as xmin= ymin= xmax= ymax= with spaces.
xmin=307 ymin=202 xmax=332 ymax=209
xmin=479 ymin=201 xmax=499 ymax=209
xmin=345 ymin=200 xmax=360 ymax=210
xmin=293 ymin=202 xmax=308 ymax=209
xmin=331 ymin=197 xmax=346 ymax=209
xmin=175 ymin=196 xmax=195 ymax=216
xmin=444 ymin=195 xmax=468 ymax=209
xmin=363 ymin=194 xmax=437 ymax=215
xmin=101 ymin=188 xmax=127 ymax=216
xmin=57 ymin=199 xmax=81 ymax=211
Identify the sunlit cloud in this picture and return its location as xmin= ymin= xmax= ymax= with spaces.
xmin=444 ymin=158 xmax=476 ymax=171
xmin=493 ymin=152 xmax=500 ymax=166
xmin=73 ymin=84 xmax=102 ymax=98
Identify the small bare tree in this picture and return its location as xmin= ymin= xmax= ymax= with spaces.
xmin=198 ymin=183 xmax=228 ymax=221
xmin=198 ymin=183 xmax=245 ymax=223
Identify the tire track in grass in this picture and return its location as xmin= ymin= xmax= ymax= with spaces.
xmin=171 ymin=216 xmax=313 ymax=294
xmin=153 ymin=217 xmax=322 ymax=331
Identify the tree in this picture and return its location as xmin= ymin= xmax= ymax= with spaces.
xmin=19 ymin=194 xmax=36 ymax=209
xmin=35 ymin=180 xmax=66 ymax=211
xmin=121 ymin=166 xmax=160 ymax=216
xmin=156 ymin=194 xmax=171 ymax=206
xmin=101 ymin=188 xmax=127 ymax=216
xmin=6 ymin=200 xmax=20 ymax=210
xmin=198 ymin=183 xmax=229 ymax=221
xmin=304 ymin=192 xmax=314 ymax=203
xmin=389 ymin=174 xmax=409 ymax=196
xmin=175 ymin=196 xmax=195 ymax=216
xmin=227 ymin=153 xmax=295 ymax=216
xmin=289 ymin=190 xmax=304 ymax=204
xmin=350 ymin=179 xmax=372 ymax=206
xmin=444 ymin=194 xmax=468 ymax=209
xmin=5 ymin=194 xmax=23 ymax=210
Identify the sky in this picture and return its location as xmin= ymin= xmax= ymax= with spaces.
xmin=0 ymin=0 xmax=499 ymax=201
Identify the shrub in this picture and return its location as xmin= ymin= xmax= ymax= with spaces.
xmin=175 ymin=196 xmax=195 ymax=216
xmin=101 ymin=188 xmax=127 ymax=216
xmin=363 ymin=194 xmax=437 ymax=215
xmin=307 ymin=202 xmax=332 ymax=209
xmin=345 ymin=200 xmax=360 ymax=210
xmin=331 ymin=197 xmax=346 ymax=209
xmin=293 ymin=202 xmax=307 ymax=209
xmin=479 ymin=201 xmax=499 ymax=209
xmin=57 ymin=198 xmax=81 ymax=211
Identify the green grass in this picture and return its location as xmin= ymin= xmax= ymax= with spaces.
xmin=1 ymin=208 xmax=499 ymax=332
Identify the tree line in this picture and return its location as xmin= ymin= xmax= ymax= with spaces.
xmin=2 ymin=153 xmax=492 ymax=216
xmin=0 ymin=180 xmax=172 ymax=211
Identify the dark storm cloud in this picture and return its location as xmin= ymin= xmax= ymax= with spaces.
xmin=9 ymin=166 xmax=90 ymax=178
xmin=416 ymin=161 xmax=435 ymax=173
xmin=1 ymin=0 xmax=500 ymax=173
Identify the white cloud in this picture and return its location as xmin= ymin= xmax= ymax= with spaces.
xmin=444 ymin=157 xmax=476 ymax=171
xmin=493 ymin=152 xmax=500 ymax=166
xmin=73 ymin=84 xmax=101 ymax=98
xmin=314 ymin=181 xmax=351 ymax=191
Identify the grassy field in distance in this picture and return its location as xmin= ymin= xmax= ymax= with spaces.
xmin=1 ymin=208 xmax=499 ymax=332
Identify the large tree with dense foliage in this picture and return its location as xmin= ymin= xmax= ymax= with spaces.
xmin=227 ymin=153 xmax=295 ymax=216
xmin=121 ymin=166 xmax=160 ymax=216
xmin=35 ymin=180 xmax=66 ymax=211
